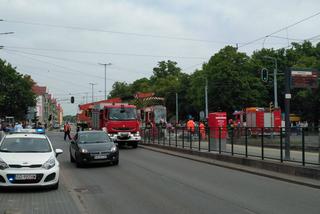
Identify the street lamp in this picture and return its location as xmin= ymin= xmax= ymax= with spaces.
xmin=89 ymin=83 xmax=97 ymax=103
xmin=263 ymin=56 xmax=278 ymax=108
xmin=98 ymin=63 xmax=112 ymax=100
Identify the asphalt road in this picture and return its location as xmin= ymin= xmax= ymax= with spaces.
xmin=0 ymin=131 xmax=319 ymax=214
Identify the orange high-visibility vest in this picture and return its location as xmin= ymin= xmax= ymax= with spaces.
xmin=187 ymin=120 xmax=195 ymax=133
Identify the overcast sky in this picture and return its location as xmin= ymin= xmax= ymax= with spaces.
xmin=1 ymin=0 xmax=319 ymax=115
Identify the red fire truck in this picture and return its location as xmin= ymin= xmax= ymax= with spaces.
xmin=76 ymin=98 xmax=121 ymax=129
xmin=134 ymin=92 xmax=167 ymax=137
xmin=91 ymin=102 xmax=141 ymax=148
xmin=233 ymin=107 xmax=282 ymax=136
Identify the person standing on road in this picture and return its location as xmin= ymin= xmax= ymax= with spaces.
xmin=14 ymin=122 xmax=23 ymax=132
xmin=187 ymin=118 xmax=195 ymax=141
xmin=64 ymin=122 xmax=72 ymax=141
xmin=199 ymin=121 xmax=206 ymax=140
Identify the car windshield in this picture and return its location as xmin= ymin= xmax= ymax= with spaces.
xmin=0 ymin=137 xmax=52 ymax=153
xmin=108 ymin=107 xmax=137 ymax=120
xmin=78 ymin=132 xmax=111 ymax=143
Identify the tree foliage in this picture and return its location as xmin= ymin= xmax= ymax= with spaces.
xmin=108 ymin=41 xmax=320 ymax=125
xmin=0 ymin=59 xmax=36 ymax=120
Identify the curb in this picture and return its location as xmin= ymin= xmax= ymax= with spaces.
xmin=140 ymin=144 xmax=320 ymax=189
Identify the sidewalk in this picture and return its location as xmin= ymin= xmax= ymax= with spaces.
xmin=140 ymin=144 xmax=320 ymax=189
xmin=145 ymin=137 xmax=320 ymax=166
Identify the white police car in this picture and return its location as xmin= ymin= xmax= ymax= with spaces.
xmin=0 ymin=129 xmax=63 ymax=190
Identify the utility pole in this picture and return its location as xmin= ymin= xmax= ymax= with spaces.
xmin=89 ymin=83 xmax=97 ymax=103
xmin=284 ymin=69 xmax=291 ymax=160
xmin=85 ymin=92 xmax=88 ymax=103
xmin=176 ymin=93 xmax=179 ymax=124
xmin=205 ymin=78 xmax=208 ymax=118
xmin=263 ymin=56 xmax=278 ymax=108
xmin=98 ymin=63 xmax=112 ymax=100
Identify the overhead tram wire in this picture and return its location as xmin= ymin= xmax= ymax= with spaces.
xmin=278 ymin=33 xmax=320 ymax=49
xmin=1 ymin=49 xmax=117 ymax=81
xmin=3 ymin=46 xmax=208 ymax=60
xmin=9 ymin=61 xmax=91 ymax=88
xmin=239 ymin=10 xmax=320 ymax=48
xmin=2 ymin=19 xmax=238 ymax=45
xmin=2 ymin=48 xmax=163 ymax=76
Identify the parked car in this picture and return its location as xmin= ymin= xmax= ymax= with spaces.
xmin=0 ymin=130 xmax=63 ymax=190
xmin=69 ymin=131 xmax=119 ymax=167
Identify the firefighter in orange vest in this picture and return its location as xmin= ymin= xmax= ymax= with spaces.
xmin=187 ymin=118 xmax=195 ymax=134
xmin=199 ymin=121 xmax=206 ymax=140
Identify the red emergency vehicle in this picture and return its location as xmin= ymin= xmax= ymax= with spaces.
xmin=76 ymin=98 xmax=122 ymax=129
xmin=134 ymin=92 xmax=167 ymax=137
xmin=233 ymin=107 xmax=282 ymax=136
xmin=91 ymin=102 xmax=141 ymax=148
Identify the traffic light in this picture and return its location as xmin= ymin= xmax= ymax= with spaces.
xmin=71 ymin=96 xmax=75 ymax=103
xmin=269 ymin=102 xmax=274 ymax=112
xmin=261 ymin=68 xmax=268 ymax=82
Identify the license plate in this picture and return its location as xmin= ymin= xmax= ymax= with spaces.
xmin=94 ymin=155 xmax=107 ymax=159
xmin=15 ymin=174 xmax=37 ymax=180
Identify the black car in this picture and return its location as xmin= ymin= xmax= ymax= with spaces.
xmin=69 ymin=131 xmax=119 ymax=167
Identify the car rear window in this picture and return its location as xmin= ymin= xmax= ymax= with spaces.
xmin=0 ymin=137 xmax=52 ymax=153
xmin=78 ymin=132 xmax=110 ymax=143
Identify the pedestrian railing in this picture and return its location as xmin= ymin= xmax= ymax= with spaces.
xmin=141 ymin=126 xmax=320 ymax=166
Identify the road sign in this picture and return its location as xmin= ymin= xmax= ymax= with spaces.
xmin=199 ymin=111 xmax=205 ymax=120
xmin=291 ymin=69 xmax=318 ymax=88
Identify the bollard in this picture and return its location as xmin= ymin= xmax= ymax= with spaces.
xmin=158 ymin=126 xmax=160 ymax=144
xmin=182 ymin=128 xmax=185 ymax=148
xmin=245 ymin=127 xmax=248 ymax=157
xmin=231 ymin=128 xmax=234 ymax=156
xmin=163 ymin=128 xmax=165 ymax=146
xmin=318 ymin=127 xmax=320 ymax=164
xmin=261 ymin=127 xmax=264 ymax=160
xmin=219 ymin=127 xmax=221 ymax=154
xmin=208 ymin=127 xmax=211 ymax=152
xmin=175 ymin=127 xmax=178 ymax=147
xmin=189 ymin=130 xmax=192 ymax=150
xmin=198 ymin=127 xmax=201 ymax=151
xmin=280 ymin=127 xmax=283 ymax=162
xmin=302 ymin=128 xmax=305 ymax=166
xmin=168 ymin=129 xmax=171 ymax=146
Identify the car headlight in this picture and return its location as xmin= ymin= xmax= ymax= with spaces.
xmin=0 ymin=158 xmax=9 ymax=170
xmin=80 ymin=148 xmax=89 ymax=153
xmin=42 ymin=156 xmax=56 ymax=170
xmin=108 ymin=133 xmax=114 ymax=137
xmin=134 ymin=132 xmax=140 ymax=137
xmin=110 ymin=145 xmax=117 ymax=152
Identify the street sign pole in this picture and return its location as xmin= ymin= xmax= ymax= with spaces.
xmin=284 ymin=68 xmax=291 ymax=160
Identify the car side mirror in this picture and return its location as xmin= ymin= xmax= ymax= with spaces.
xmin=114 ymin=142 xmax=119 ymax=147
xmin=55 ymin=149 xmax=63 ymax=157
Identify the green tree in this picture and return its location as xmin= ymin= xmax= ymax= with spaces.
xmin=0 ymin=59 xmax=36 ymax=120
xmin=108 ymin=81 xmax=132 ymax=99
xmin=190 ymin=46 xmax=267 ymax=115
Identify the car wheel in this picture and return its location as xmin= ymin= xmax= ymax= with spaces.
xmin=75 ymin=154 xmax=83 ymax=168
xmin=70 ymin=151 xmax=75 ymax=163
xmin=132 ymin=142 xmax=138 ymax=148
xmin=113 ymin=159 xmax=119 ymax=165
xmin=51 ymin=181 xmax=59 ymax=190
